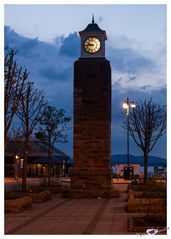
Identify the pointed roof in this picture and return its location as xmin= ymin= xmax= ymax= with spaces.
xmin=79 ymin=16 xmax=107 ymax=39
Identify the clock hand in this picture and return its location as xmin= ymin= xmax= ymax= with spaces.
xmin=85 ymin=43 xmax=94 ymax=46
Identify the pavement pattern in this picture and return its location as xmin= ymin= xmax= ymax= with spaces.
xmin=5 ymin=184 xmax=137 ymax=235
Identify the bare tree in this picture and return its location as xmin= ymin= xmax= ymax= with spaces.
xmin=4 ymin=46 xmax=29 ymax=147
xmin=8 ymin=125 xmax=23 ymax=179
xmin=35 ymin=105 xmax=71 ymax=185
xmin=128 ymin=99 xmax=166 ymax=183
xmin=16 ymin=82 xmax=46 ymax=191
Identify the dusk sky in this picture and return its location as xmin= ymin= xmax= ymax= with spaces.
xmin=4 ymin=4 xmax=167 ymax=158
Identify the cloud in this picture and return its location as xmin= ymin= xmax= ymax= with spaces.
xmin=4 ymin=26 xmax=166 ymax=108
xmin=106 ymin=34 xmax=166 ymax=92
xmin=5 ymin=26 xmax=166 ymax=93
xmin=5 ymin=26 xmax=40 ymax=57
xmin=4 ymin=26 xmax=166 ymax=157
xmin=4 ymin=26 xmax=166 ymax=118
xmin=108 ymin=47 xmax=155 ymax=73
xmin=59 ymin=32 xmax=80 ymax=57
xmin=4 ymin=26 xmax=74 ymax=110
xmin=112 ymin=70 xmax=166 ymax=92
xmin=39 ymin=66 xmax=72 ymax=81
xmin=108 ymin=34 xmax=141 ymax=50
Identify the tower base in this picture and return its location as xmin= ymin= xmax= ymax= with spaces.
xmin=63 ymin=188 xmax=117 ymax=198
xmin=70 ymin=167 xmax=113 ymax=198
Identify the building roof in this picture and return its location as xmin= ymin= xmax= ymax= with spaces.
xmin=31 ymin=156 xmax=68 ymax=164
xmin=79 ymin=17 xmax=107 ymax=39
xmin=80 ymin=23 xmax=105 ymax=33
xmin=115 ymin=164 xmax=140 ymax=167
xmin=5 ymin=140 xmax=70 ymax=159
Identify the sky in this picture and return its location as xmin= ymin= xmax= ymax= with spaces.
xmin=4 ymin=3 xmax=167 ymax=158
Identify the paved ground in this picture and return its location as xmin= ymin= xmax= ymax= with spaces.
xmin=5 ymin=183 xmax=137 ymax=235
xmin=6 ymin=179 xmax=166 ymax=235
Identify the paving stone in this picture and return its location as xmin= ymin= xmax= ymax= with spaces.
xmin=5 ymin=184 xmax=143 ymax=235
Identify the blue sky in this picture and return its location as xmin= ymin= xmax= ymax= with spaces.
xmin=4 ymin=4 xmax=167 ymax=158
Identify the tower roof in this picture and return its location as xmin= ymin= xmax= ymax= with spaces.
xmin=79 ymin=17 xmax=107 ymax=39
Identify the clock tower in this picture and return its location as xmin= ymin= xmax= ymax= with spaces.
xmin=70 ymin=17 xmax=113 ymax=198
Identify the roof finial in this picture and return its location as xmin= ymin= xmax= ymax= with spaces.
xmin=92 ymin=14 xmax=95 ymax=24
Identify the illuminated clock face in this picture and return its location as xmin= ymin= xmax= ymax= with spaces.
xmin=84 ymin=37 xmax=101 ymax=54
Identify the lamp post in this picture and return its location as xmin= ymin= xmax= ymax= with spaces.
xmin=62 ymin=159 xmax=65 ymax=177
xmin=122 ymin=98 xmax=136 ymax=166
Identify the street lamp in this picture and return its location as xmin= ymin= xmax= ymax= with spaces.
xmin=122 ymin=98 xmax=136 ymax=166
xmin=14 ymin=155 xmax=20 ymax=179
xmin=15 ymin=155 xmax=19 ymax=160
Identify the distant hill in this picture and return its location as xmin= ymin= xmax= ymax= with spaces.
xmin=70 ymin=154 xmax=166 ymax=167
xmin=111 ymin=154 xmax=166 ymax=166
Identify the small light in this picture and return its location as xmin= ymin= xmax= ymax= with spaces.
xmin=130 ymin=103 xmax=136 ymax=108
xmin=123 ymin=102 xmax=128 ymax=109
xmin=15 ymin=155 xmax=19 ymax=160
xmin=20 ymin=158 xmax=24 ymax=168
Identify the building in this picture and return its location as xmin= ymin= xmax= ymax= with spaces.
xmin=5 ymin=140 xmax=71 ymax=178
xmin=71 ymin=16 xmax=113 ymax=198
xmin=115 ymin=164 xmax=141 ymax=179
xmin=154 ymin=166 xmax=167 ymax=179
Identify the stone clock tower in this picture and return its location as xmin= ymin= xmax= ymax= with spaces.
xmin=71 ymin=17 xmax=113 ymax=198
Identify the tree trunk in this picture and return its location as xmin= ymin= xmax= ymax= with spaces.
xmin=48 ymin=147 xmax=51 ymax=186
xmin=143 ymin=151 xmax=148 ymax=183
xmin=48 ymin=162 xmax=51 ymax=186
xmin=14 ymin=156 xmax=17 ymax=179
xmin=22 ymin=137 xmax=29 ymax=192
xmin=4 ymin=128 xmax=8 ymax=150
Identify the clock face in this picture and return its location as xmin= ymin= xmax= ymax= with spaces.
xmin=84 ymin=37 xmax=101 ymax=54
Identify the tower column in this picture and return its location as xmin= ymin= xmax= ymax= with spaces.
xmin=70 ymin=59 xmax=113 ymax=198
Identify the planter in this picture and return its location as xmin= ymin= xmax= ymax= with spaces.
xmin=128 ymin=188 xmax=166 ymax=200
xmin=128 ymin=216 xmax=166 ymax=233
xmin=128 ymin=198 xmax=166 ymax=213
xmin=5 ymin=196 xmax=32 ymax=213
xmin=128 ymin=189 xmax=144 ymax=200
xmin=27 ymin=190 xmax=52 ymax=203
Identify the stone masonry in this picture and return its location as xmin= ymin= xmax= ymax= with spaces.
xmin=71 ymin=58 xmax=113 ymax=197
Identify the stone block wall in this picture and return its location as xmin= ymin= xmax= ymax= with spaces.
xmin=71 ymin=58 xmax=112 ymax=197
